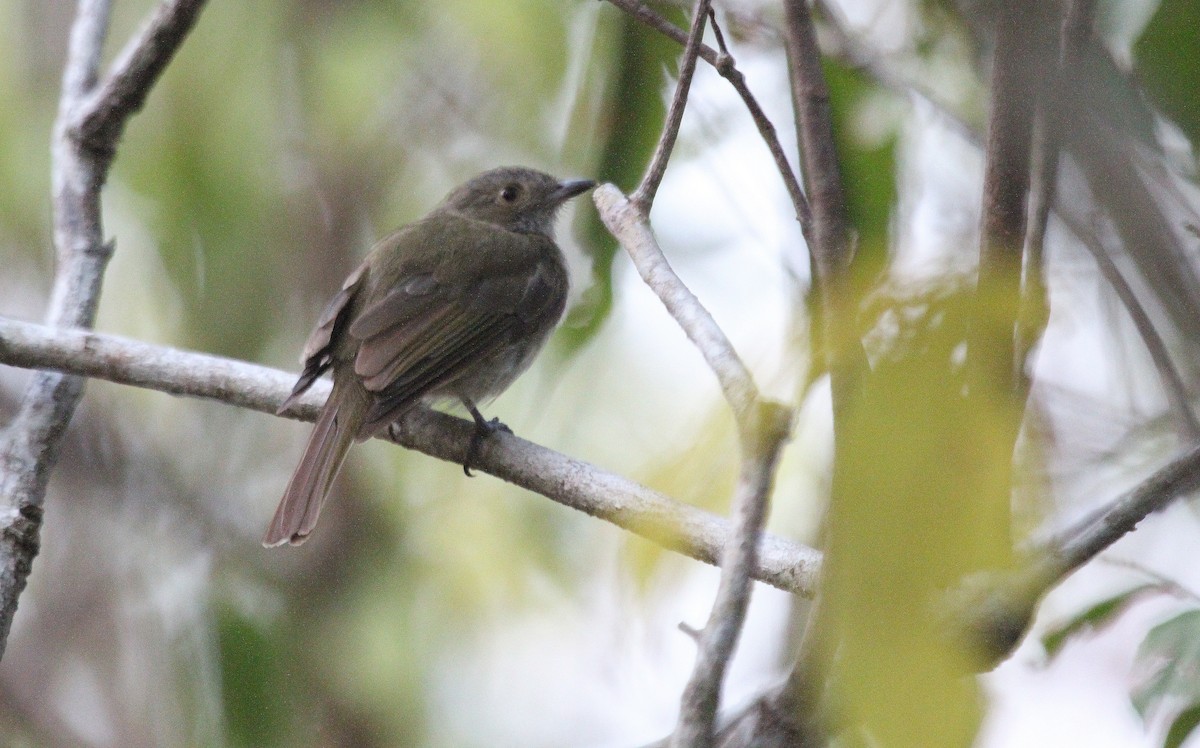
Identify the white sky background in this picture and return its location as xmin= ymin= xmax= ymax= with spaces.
xmin=421 ymin=0 xmax=1200 ymax=745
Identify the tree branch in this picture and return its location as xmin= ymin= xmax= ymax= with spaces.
xmin=0 ymin=315 xmax=821 ymax=596
xmin=601 ymin=0 xmax=811 ymax=230
xmin=0 ymin=0 xmax=209 ymax=662
xmin=73 ymin=0 xmax=209 ymax=163
xmin=595 ymin=127 xmax=794 ymax=748
xmin=630 ymin=0 xmax=709 ymax=211
xmin=594 ymin=186 xmax=758 ymax=415
xmin=672 ymin=402 xmax=792 ymax=748
xmin=1038 ymin=445 xmax=1200 ymax=583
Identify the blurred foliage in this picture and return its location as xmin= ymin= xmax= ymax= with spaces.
xmin=1040 ymin=583 xmax=1159 ymax=659
xmin=1133 ymin=609 xmax=1200 ymax=748
xmin=217 ymin=606 xmax=291 ymax=748
xmin=1134 ymin=0 xmax=1200 ymax=151
xmin=818 ymin=279 xmax=1019 ymax=745
xmin=560 ymin=7 xmax=685 ymax=351
xmin=821 ymin=59 xmax=897 ymax=291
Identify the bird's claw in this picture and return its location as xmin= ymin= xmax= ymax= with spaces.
xmin=463 ymin=417 xmax=509 ymax=476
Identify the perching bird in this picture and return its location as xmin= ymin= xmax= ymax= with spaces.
xmin=264 ymin=167 xmax=594 ymax=547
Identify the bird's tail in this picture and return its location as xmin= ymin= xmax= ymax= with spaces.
xmin=263 ymin=378 xmax=370 ymax=547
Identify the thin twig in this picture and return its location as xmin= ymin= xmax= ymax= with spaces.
xmin=1015 ymin=115 xmax=1055 ymax=400
xmin=602 ymin=0 xmax=811 ymax=230
xmin=631 ymin=0 xmax=710 ymax=210
xmin=0 ymin=315 xmax=822 ymax=596
xmin=1057 ymin=212 xmax=1200 ymax=440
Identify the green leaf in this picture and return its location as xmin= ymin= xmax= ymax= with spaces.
xmin=820 ymin=58 xmax=899 ymax=288
xmin=1134 ymin=0 xmax=1200 ymax=150
xmin=1041 ymin=584 xmax=1158 ymax=659
xmin=1132 ymin=610 xmax=1200 ymax=719
xmin=1165 ymin=702 xmax=1200 ymax=748
xmin=218 ymin=606 xmax=290 ymax=748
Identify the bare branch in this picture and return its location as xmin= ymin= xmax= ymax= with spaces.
xmin=972 ymin=0 xmax=1041 ymax=394
xmin=1034 ymin=443 xmax=1200 ymax=598
xmin=0 ymin=0 xmax=210 ymax=662
xmin=73 ymin=0 xmax=210 ymax=162
xmin=0 ymin=315 xmax=822 ymax=596
xmin=596 ymin=9 xmax=812 ymax=740
xmin=0 ymin=0 xmax=117 ymax=666
xmin=672 ymin=403 xmax=792 ymax=748
xmin=602 ymin=0 xmax=811 ymax=230
xmin=782 ymin=0 xmax=851 ymax=289
xmin=58 ymin=0 xmax=111 ymax=104
xmin=597 ymin=122 xmax=795 ymax=746
xmin=780 ymin=0 xmax=865 ymax=414
xmin=594 ymin=185 xmax=759 ymax=415
xmin=631 ymin=0 xmax=710 ymax=211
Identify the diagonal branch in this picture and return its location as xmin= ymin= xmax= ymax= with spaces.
xmin=594 ymin=186 xmax=758 ymax=415
xmin=73 ymin=0 xmax=210 ymax=162
xmin=0 ymin=315 xmax=822 ymax=596
xmin=631 ymin=0 xmax=709 ymax=210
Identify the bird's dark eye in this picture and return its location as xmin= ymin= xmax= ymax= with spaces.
xmin=499 ymin=184 xmax=521 ymax=203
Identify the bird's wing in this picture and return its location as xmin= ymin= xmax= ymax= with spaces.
xmin=276 ymin=261 xmax=368 ymax=414
xmin=349 ymin=247 xmax=561 ymax=435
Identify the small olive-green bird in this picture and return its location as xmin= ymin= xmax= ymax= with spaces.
xmin=264 ymin=167 xmax=594 ymax=547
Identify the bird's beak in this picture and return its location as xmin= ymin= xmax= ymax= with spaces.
xmin=552 ymin=178 xmax=596 ymax=203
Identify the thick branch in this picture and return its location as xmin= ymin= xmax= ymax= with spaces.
xmin=594 ymin=185 xmax=759 ymax=415
xmin=780 ymin=0 xmax=864 ymax=418
xmin=0 ymin=316 xmax=822 ymax=596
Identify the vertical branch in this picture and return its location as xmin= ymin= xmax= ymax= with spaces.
xmin=0 ymin=0 xmax=209 ymax=662
xmin=965 ymin=0 xmax=1048 ymax=566
xmin=0 ymin=0 xmax=115 ymax=663
xmin=781 ymin=0 xmax=862 ymax=415
xmin=672 ymin=405 xmax=792 ymax=748
xmin=973 ymin=1 xmax=1038 ymax=391
xmin=1015 ymin=119 xmax=1055 ymax=400
xmin=595 ymin=7 xmax=799 ymax=745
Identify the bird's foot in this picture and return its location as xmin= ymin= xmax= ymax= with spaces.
xmin=463 ymin=401 xmax=510 ymax=476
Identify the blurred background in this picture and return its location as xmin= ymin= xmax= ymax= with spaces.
xmin=1 ymin=0 xmax=1199 ymax=746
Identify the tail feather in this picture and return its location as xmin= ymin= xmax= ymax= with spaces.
xmin=263 ymin=380 xmax=366 ymax=547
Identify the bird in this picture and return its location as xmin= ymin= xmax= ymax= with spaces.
xmin=263 ymin=166 xmax=595 ymax=547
